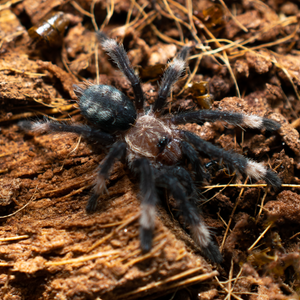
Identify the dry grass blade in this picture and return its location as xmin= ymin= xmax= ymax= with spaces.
xmin=38 ymin=175 xmax=94 ymax=198
xmin=215 ymin=52 xmax=241 ymax=98
xmin=225 ymin=258 xmax=234 ymax=300
xmin=111 ymin=1 xmax=148 ymax=35
xmin=255 ymin=185 xmax=268 ymax=223
xmin=221 ymin=177 xmax=248 ymax=250
xmin=131 ymin=4 xmax=158 ymax=34
xmin=215 ymin=276 xmax=244 ymax=300
xmin=0 ymin=105 xmax=76 ymax=123
xmin=71 ymin=1 xmax=93 ymax=17
xmin=88 ymin=213 xmax=140 ymax=252
xmin=45 ymin=250 xmax=120 ymax=266
xmin=118 ymin=270 xmax=219 ymax=299
xmin=162 ymin=0 xmax=184 ymax=43
xmin=201 ymin=176 xmax=235 ymax=205
xmin=0 ymin=235 xmax=29 ymax=242
xmin=248 ymin=222 xmax=273 ymax=252
xmin=0 ymin=67 xmax=45 ymax=77
xmin=123 ymin=236 xmax=168 ymax=267
xmin=0 ymin=186 xmax=38 ymax=219
xmin=203 ymin=183 xmax=300 ymax=189
xmin=179 ymin=54 xmax=202 ymax=95
xmin=186 ymin=0 xmax=201 ymax=44
xmin=218 ymin=0 xmax=248 ymax=33
xmin=100 ymin=0 xmax=115 ymax=31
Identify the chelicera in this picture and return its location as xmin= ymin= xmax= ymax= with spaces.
xmin=21 ymin=32 xmax=281 ymax=263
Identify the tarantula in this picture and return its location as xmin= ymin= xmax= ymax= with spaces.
xmin=20 ymin=32 xmax=281 ymax=263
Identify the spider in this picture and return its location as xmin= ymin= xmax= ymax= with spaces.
xmin=20 ymin=32 xmax=281 ymax=263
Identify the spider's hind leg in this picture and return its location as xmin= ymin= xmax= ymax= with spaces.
xmin=132 ymin=158 xmax=159 ymax=252
xmin=155 ymin=167 xmax=223 ymax=263
xmin=87 ymin=141 xmax=127 ymax=212
xmin=182 ymin=130 xmax=281 ymax=189
xmin=181 ymin=140 xmax=210 ymax=183
xmin=165 ymin=165 xmax=199 ymax=203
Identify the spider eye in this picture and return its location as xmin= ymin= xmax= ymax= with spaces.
xmin=157 ymin=136 xmax=171 ymax=152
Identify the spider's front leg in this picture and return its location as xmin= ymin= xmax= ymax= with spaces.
xmin=97 ymin=31 xmax=144 ymax=110
xmin=154 ymin=168 xmax=223 ymax=263
xmin=153 ymin=45 xmax=190 ymax=114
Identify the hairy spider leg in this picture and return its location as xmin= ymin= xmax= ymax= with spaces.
xmin=166 ymin=166 xmax=200 ymax=204
xmin=171 ymin=110 xmax=281 ymax=131
xmin=19 ymin=120 xmax=116 ymax=145
xmin=182 ymin=131 xmax=281 ymax=188
xmin=87 ymin=141 xmax=127 ymax=212
xmin=132 ymin=158 xmax=159 ymax=252
xmin=155 ymin=168 xmax=223 ymax=263
xmin=153 ymin=46 xmax=190 ymax=113
xmin=180 ymin=141 xmax=210 ymax=182
xmin=97 ymin=32 xmax=144 ymax=110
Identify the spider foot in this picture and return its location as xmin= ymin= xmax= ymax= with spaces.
xmin=191 ymin=224 xmax=223 ymax=264
xmin=86 ymin=193 xmax=99 ymax=213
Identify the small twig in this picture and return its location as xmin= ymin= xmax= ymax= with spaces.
xmin=217 ymin=212 xmax=230 ymax=231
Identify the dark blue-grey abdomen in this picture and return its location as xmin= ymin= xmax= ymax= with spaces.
xmin=79 ymin=85 xmax=137 ymax=132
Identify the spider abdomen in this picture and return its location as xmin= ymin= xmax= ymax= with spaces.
xmin=79 ymin=85 xmax=137 ymax=132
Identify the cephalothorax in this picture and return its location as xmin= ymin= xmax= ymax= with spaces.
xmin=21 ymin=32 xmax=281 ymax=263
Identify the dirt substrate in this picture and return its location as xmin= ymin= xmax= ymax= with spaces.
xmin=1 ymin=0 xmax=300 ymax=299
